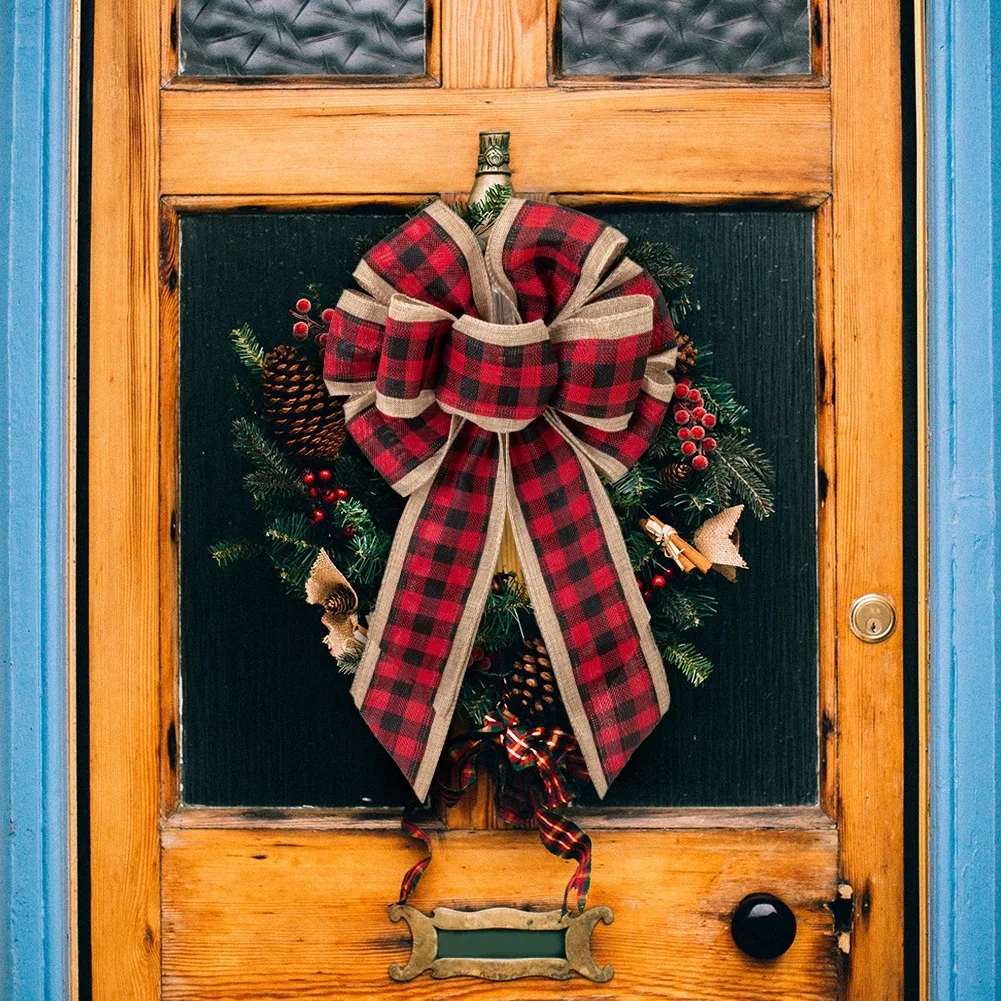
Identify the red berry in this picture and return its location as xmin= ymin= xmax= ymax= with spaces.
xmin=651 ymin=574 xmax=667 ymax=588
xmin=674 ymin=408 xmax=691 ymax=425
xmin=681 ymin=440 xmax=697 ymax=456
xmin=703 ymin=437 xmax=718 ymax=451
xmin=674 ymin=384 xmax=690 ymax=400
xmin=296 ymin=298 xmax=312 ymax=313
xmin=702 ymin=413 xmax=717 ymax=428
xmin=678 ymin=378 xmax=691 ymax=388
xmin=321 ymin=307 xmax=335 ymax=323
xmin=692 ymin=454 xmax=709 ymax=472
xmin=334 ymin=487 xmax=349 ymax=500
xmin=318 ymin=469 xmax=332 ymax=482
xmin=691 ymin=425 xmax=706 ymax=440
xmin=635 ymin=576 xmax=644 ymax=590
xmin=310 ymin=508 xmax=325 ymax=523
xmin=642 ymin=589 xmax=653 ymax=602
xmin=678 ymin=427 xmax=691 ymax=440
xmin=316 ymin=332 xmax=328 ymax=347
xmin=308 ymin=487 xmax=320 ymax=498
xmin=692 ymin=406 xmax=706 ymax=419
xmin=688 ymin=390 xmax=702 ymax=405
xmin=343 ymin=526 xmax=356 ymax=538
xmin=322 ymin=489 xmax=336 ymax=503
xmin=292 ymin=321 xmax=309 ymax=339
xmin=301 ymin=471 xmax=316 ymax=485
xmin=662 ymin=565 xmax=676 ymax=580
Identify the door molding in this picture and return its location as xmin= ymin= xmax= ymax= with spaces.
xmin=925 ymin=3 xmax=1001 ymax=1000
xmin=0 ymin=0 xmax=77 ymax=997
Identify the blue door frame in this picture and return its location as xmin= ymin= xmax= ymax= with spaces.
xmin=0 ymin=2 xmax=996 ymax=999
xmin=0 ymin=0 xmax=74 ymax=998
xmin=925 ymin=3 xmax=1001 ymax=1000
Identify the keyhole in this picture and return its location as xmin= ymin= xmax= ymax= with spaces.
xmin=867 ymin=617 xmax=881 ymax=635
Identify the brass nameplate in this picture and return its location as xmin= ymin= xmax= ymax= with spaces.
xmin=388 ymin=904 xmax=614 ymax=982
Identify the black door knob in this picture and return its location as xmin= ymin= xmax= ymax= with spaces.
xmin=730 ymin=893 xmax=797 ymax=959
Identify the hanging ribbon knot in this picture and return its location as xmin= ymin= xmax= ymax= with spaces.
xmin=324 ymin=198 xmax=678 ymax=800
xmin=399 ymin=707 xmax=593 ymax=914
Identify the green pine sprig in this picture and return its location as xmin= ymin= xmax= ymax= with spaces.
xmin=230 ymin=323 xmax=266 ymax=374
xmin=662 ymin=642 xmax=715 ymax=686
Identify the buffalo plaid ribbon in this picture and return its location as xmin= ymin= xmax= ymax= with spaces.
xmin=399 ymin=707 xmax=593 ymax=914
xmin=325 ymin=198 xmax=678 ymax=800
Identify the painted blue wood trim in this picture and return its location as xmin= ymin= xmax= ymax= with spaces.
xmin=0 ymin=0 xmax=74 ymax=998
xmin=926 ymin=2 xmax=1001 ymax=1000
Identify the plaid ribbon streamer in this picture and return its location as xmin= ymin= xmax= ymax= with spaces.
xmin=398 ymin=708 xmax=593 ymax=914
xmin=324 ymin=198 xmax=678 ymax=801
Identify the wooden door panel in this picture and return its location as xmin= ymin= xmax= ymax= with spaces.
xmin=162 ymin=825 xmax=837 ymax=1001
xmin=89 ymin=0 xmax=904 ymax=997
xmin=158 ymin=89 xmax=832 ymax=196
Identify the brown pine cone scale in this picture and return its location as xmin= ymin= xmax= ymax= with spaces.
xmin=503 ymin=637 xmax=561 ymax=722
xmin=263 ymin=344 xmax=346 ymax=462
xmin=673 ymin=333 xmax=698 ymax=379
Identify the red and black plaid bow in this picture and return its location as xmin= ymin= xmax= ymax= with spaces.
xmin=399 ymin=707 xmax=593 ymax=914
xmin=324 ymin=198 xmax=678 ymax=800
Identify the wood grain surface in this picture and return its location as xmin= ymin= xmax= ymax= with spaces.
xmin=830 ymin=0 xmax=904 ymax=997
xmin=89 ymin=0 xmax=162 ymax=997
xmin=442 ymin=0 xmax=547 ymax=87
xmin=162 ymin=827 xmax=839 ymax=1001
xmin=159 ymin=88 xmax=832 ymax=196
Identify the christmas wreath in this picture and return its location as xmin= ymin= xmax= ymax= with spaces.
xmin=212 ymin=191 xmax=774 ymax=913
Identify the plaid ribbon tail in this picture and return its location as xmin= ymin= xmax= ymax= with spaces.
xmin=398 ymin=804 xmax=434 ymax=904
xmin=532 ymin=793 xmax=592 ymax=916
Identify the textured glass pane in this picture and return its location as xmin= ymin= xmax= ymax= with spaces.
xmin=179 ymin=0 xmax=426 ymax=77
xmin=560 ymin=0 xmax=811 ymax=76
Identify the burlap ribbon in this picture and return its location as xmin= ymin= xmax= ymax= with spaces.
xmin=324 ymin=198 xmax=678 ymax=799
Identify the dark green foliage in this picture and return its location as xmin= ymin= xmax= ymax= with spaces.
xmin=265 ymin=513 xmax=321 ymax=594
xmin=453 ymin=184 xmax=514 ymax=234
xmin=662 ymin=643 xmax=715 ymax=686
xmin=230 ymin=323 xmax=266 ymax=374
xmin=209 ymin=539 xmax=265 ymax=567
xmin=476 ymin=574 xmax=531 ymax=652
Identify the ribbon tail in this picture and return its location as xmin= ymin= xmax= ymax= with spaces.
xmin=398 ymin=803 xmax=434 ymax=904
xmin=532 ymin=791 xmax=592 ymax=916
xmin=350 ymin=422 xmax=508 ymax=800
xmin=504 ymin=419 xmax=670 ymax=799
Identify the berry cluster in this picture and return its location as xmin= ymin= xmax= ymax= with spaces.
xmin=301 ymin=468 xmax=351 ymax=527
xmin=673 ymin=379 xmax=718 ymax=473
xmin=636 ymin=565 xmax=676 ymax=602
xmin=290 ymin=297 xmax=335 ymax=349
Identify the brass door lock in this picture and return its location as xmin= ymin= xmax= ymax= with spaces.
xmin=848 ymin=594 xmax=897 ymax=643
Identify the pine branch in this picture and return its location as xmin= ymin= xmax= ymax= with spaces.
xmin=478 ymin=574 xmax=532 ymax=651
xmin=230 ymin=323 xmax=266 ymax=373
xmin=209 ymin=539 xmax=265 ymax=567
xmin=335 ymin=642 xmax=363 ymax=676
xmin=454 ymin=184 xmax=514 ymax=234
xmin=606 ymin=462 xmax=660 ymax=511
xmin=231 ymin=418 xmax=306 ymax=509
xmin=655 ymin=582 xmax=718 ymax=630
xmin=663 ymin=642 xmax=715 ymax=686
xmin=628 ymin=241 xmax=695 ymax=293
xmin=697 ymin=375 xmax=749 ymax=429
xmin=710 ymin=435 xmax=775 ymax=519
xmin=265 ymin=513 xmax=320 ymax=592
xmin=458 ymin=670 xmax=505 ymax=725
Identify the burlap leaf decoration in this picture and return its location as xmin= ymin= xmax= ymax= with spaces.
xmin=305 ymin=550 xmax=361 ymax=658
xmin=692 ymin=504 xmax=748 ymax=582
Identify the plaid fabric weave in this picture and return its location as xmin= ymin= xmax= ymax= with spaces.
xmin=325 ymin=198 xmax=675 ymax=801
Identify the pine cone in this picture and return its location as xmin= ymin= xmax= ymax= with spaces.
xmin=263 ymin=344 xmax=346 ymax=461
xmin=322 ymin=583 xmax=357 ymax=617
xmin=502 ymin=637 xmax=560 ymax=723
xmin=659 ymin=461 xmax=692 ymax=490
xmin=673 ymin=333 xmax=698 ymax=379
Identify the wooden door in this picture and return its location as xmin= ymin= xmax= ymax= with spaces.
xmin=88 ymin=1 xmax=904 ymax=999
